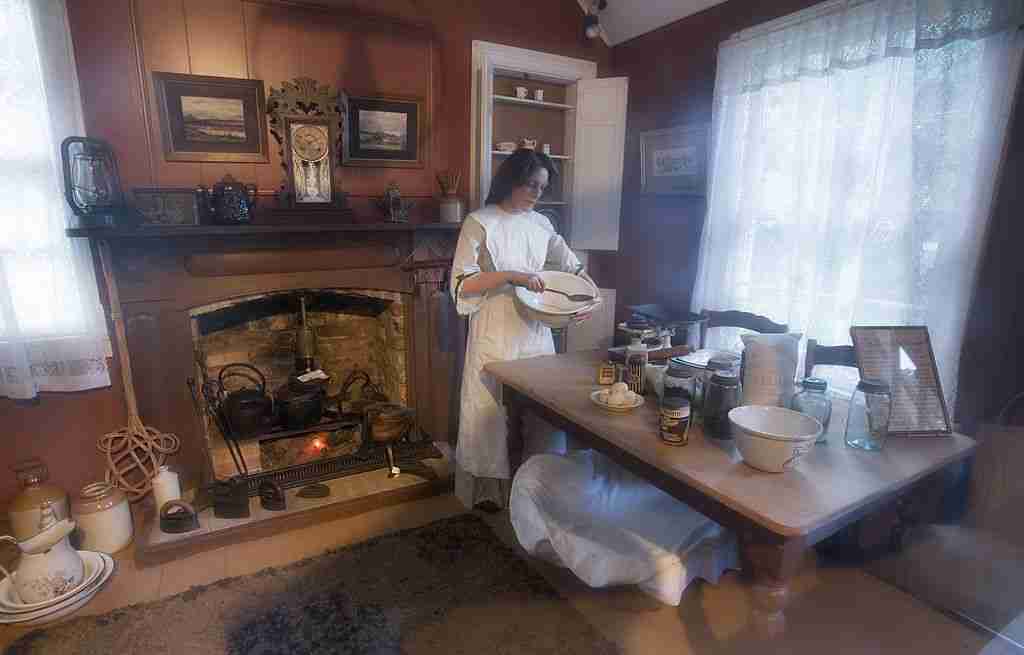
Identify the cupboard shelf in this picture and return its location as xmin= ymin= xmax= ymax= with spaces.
xmin=492 ymin=94 xmax=574 ymax=111
xmin=492 ymin=150 xmax=572 ymax=161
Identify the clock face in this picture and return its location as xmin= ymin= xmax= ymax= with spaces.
xmin=291 ymin=124 xmax=328 ymax=162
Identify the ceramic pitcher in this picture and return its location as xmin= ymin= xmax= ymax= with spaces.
xmin=0 ymin=513 xmax=84 ymax=604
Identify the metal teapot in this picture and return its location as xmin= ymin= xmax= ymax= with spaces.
xmin=199 ymin=174 xmax=257 ymax=225
xmin=218 ymin=363 xmax=274 ymax=437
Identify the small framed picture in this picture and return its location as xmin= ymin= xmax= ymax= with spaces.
xmin=850 ymin=326 xmax=952 ymax=436
xmin=343 ymin=95 xmax=425 ymax=168
xmin=152 ymin=72 xmax=269 ymax=163
xmin=132 ymin=188 xmax=203 ymax=226
xmin=640 ymin=125 xmax=708 ymax=196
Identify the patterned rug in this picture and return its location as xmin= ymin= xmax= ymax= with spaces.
xmin=6 ymin=514 xmax=617 ymax=654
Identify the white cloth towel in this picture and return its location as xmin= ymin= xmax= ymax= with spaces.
xmin=510 ymin=449 xmax=740 ymax=606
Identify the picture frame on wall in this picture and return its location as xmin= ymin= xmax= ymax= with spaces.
xmin=640 ymin=125 xmax=708 ymax=196
xmin=343 ymin=95 xmax=425 ymax=169
xmin=152 ymin=72 xmax=269 ymax=163
xmin=132 ymin=188 xmax=204 ymax=226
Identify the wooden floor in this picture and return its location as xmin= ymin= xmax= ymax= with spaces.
xmin=0 ymin=493 xmax=1018 ymax=654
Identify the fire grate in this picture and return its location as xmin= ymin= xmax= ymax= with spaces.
xmin=243 ymin=441 xmax=443 ymax=496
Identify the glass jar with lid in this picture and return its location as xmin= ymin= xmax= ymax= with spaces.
xmin=791 ymin=377 xmax=832 ymax=444
xmin=703 ymin=372 xmax=741 ymax=439
xmin=663 ymin=359 xmax=696 ymax=401
xmin=696 ymin=354 xmax=740 ymax=414
xmin=845 ymin=380 xmax=892 ymax=451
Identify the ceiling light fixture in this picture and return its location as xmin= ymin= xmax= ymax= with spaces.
xmin=584 ymin=0 xmax=608 ymax=40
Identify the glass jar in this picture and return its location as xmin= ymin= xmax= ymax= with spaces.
xmin=692 ymin=354 xmax=739 ymax=416
xmin=704 ymin=373 xmax=741 ymax=439
xmin=663 ymin=359 xmax=696 ymax=401
xmin=845 ymin=380 xmax=892 ymax=451
xmin=660 ymin=394 xmax=691 ymax=446
xmin=791 ymin=377 xmax=832 ymax=444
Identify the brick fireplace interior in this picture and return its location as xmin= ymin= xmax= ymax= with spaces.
xmin=193 ymin=288 xmax=411 ymax=479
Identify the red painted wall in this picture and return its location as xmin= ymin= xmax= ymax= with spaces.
xmin=0 ymin=0 xmax=608 ymax=507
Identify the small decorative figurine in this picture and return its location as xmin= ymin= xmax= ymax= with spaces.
xmin=198 ymin=174 xmax=257 ymax=224
xmin=375 ymin=182 xmax=415 ymax=223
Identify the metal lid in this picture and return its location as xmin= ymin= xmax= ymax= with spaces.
xmin=710 ymin=373 xmax=740 ymax=386
xmin=802 ymin=377 xmax=828 ymax=392
xmin=857 ymin=379 xmax=890 ymax=393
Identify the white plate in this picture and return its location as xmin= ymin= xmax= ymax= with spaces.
xmin=590 ymin=389 xmax=644 ymax=413
xmin=0 ymin=553 xmax=114 ymax=625
xmin=0 ymin=550 xmax=104 ymax=612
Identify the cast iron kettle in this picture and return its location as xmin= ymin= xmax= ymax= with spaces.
xmin=276 ymin=376 xmax=327 ymax=429
xmin=218 ymin=363 xmax=273 ymax=437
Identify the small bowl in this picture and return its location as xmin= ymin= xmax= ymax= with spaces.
xmin=513 ymin=271 xmax=600 ymax=328
xmin=728 ymin=406 xmax=822 ymax=473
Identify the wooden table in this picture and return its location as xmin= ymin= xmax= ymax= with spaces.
xmin=486 ymin=351 xmax=976 ymax=634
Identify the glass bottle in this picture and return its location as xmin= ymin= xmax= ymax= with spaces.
xmin=704 ymin=372 xmax=741 ymax=440
xmin=845 ymin=380 xmax=892 ymax=451
xmin=791 ymin=377 xmax=832 ymax=444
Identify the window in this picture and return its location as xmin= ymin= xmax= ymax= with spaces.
xmin=694 ymin=0 xmax=1023 ymax=404
xmin=0 ymin=0 xmax=109 ymax=399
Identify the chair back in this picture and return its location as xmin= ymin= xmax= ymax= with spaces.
xmin=804 ymin=338 xmax=857 ymax=379
xmin=698 ymin=309 xmax=787 ymax=349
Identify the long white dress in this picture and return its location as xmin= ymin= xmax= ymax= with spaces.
xmin=450 ymin=205 xmax=582 ymax=509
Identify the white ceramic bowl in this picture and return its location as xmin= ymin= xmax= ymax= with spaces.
xmin=514 ymin=271 xmax=600 ymax=328
xmin=728 ymin=406 xmax=823 ymax=473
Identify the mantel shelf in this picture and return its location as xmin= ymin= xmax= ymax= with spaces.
xmin=66 ymin=222 xmax=462 ymax=239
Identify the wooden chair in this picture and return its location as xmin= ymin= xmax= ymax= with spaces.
xmin=698 ymin=309 xmax=788 ymax=349
xmin=804 ymin=338 xmax=857 ymax=379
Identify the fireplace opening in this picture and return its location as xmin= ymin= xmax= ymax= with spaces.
xmin=189 ymin=288 xmax=439 ymax=489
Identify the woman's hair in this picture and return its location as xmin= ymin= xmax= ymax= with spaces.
xmin=485 ymin=148 xmax=558 ymax=206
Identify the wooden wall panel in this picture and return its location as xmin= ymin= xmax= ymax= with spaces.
xmin=135 ymin=0 xmax=201 ymax=187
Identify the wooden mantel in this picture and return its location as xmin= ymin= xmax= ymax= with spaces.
xmin=67 ymin=222 xmax=461 ymax=239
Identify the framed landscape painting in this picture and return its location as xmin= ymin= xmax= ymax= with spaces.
xmin=640 ymin=125 xmax=708 ymax=196
xmin=153 ymin=72 xmax=269 ymax=163
xmin=343 ymin=96 xmax=425 ymax=168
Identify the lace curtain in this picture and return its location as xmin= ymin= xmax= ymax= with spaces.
xmin=0 ymin=0 xmax=110 ymax=399
xmin=693 ymin=0 xmax=1023 ymax=406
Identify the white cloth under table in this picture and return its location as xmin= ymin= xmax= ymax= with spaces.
xmin=511 ymin=449 xmax=740 ymax=606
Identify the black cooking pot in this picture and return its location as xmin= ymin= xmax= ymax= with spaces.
xmin=276 ymin=376 xmax=326 ymax=429
xmin=218 ymin=363 xmax=273 ymax=437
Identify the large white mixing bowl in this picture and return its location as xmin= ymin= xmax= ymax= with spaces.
xmin=514 ymin=271 xmax=600 ymax=328
xmin=728 ymin=405 xmax=823 ymax=473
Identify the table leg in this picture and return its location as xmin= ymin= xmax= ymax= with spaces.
xmin=505 ymin=387 xmax=525 ymax=474
xmin=740 ymin=537 xmax=804 ymax=638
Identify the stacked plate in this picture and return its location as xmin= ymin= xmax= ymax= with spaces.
xmin=513 ymin=271 xmax=600 ymax=328
xmin=0 ymin=551 xmax=115 ymax=626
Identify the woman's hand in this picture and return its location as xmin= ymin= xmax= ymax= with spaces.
xmin=508 ymin=272 xmax=546 ymax=293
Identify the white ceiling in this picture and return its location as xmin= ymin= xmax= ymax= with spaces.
xmin=585 ymin=0 xmax=731 ymax=46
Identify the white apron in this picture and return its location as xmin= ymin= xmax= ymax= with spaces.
xmin=450 ymin=206 xmax=580 ymax=482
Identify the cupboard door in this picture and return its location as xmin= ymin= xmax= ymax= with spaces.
xmin=568 ymin=77 xmax=628 ymax=251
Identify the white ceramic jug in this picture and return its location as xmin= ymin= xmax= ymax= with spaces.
xmin=0 ymin=516 xmax=84 ymax=604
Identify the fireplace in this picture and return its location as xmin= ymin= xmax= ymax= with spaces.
xmin=191 ymin=288 xmax=417 ymax=481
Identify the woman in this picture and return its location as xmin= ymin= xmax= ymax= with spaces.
xmin=450 ymin=149 xmax=591 ymax=511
